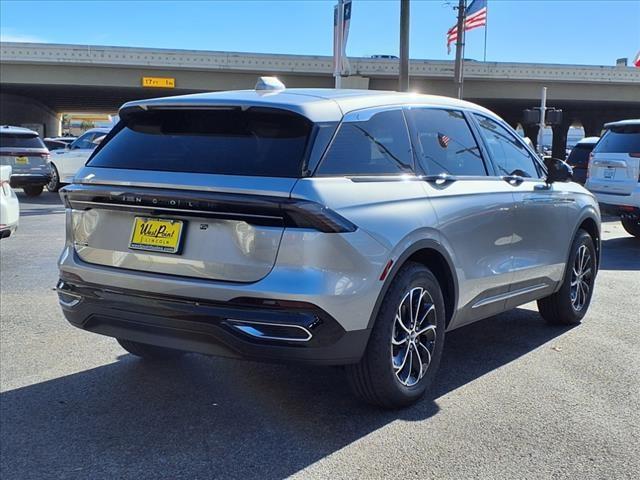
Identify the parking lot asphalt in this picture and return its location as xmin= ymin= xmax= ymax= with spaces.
xmin=1 ymin=190 xmax=639 ymax=480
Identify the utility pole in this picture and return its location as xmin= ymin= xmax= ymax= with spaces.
xmin=399 ymin=0 xmax=410 ymax=92
xmin=453 ymin=0 xmax=466 ymax=99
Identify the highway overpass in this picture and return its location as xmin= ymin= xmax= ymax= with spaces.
xmin=1 ymin=42 xmax=639 ymax=157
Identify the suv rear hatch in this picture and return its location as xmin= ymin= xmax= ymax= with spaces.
xmin=0 ymin=132 xmax=50 ymax=175
xmin=587 ymin=124 xmax=640 ymax=198
xmin=63 ymin=106 xmax=343 ymax=283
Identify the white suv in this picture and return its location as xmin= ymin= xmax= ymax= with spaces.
xmin=47 ymin=127 xmax=111 ymax=192
xmin=586 ymin=119 xmax=640 ymax=237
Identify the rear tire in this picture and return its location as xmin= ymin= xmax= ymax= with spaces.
xmin=537 ymin=230 xmax=596 ymax=325
xmin=22 ymin=185 xmax=43 ymax=197
xmin=47 ymin=165 xmax=61 ymax=192
xmin=621 ymin=217 xmax=640 ymax=238
xmin=346 ymin=262 xmax=446 ymax=409
xmin=117 ymin=338 xmax=185 ymax=360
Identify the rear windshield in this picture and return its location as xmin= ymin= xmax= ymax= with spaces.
xmin=88 ymin=108 xmax=313 ymax=177
xmin=0 ymin=133 xmax=45 ymax=149
xmin=567 ymin=143 xmax=595 ymax=166
xmin=593 ymin=125 xmax=640 ymax=154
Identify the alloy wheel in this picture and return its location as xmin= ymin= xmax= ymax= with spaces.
xmin=391 ymin=287 xmax=437 ymax=387
xmin=47 ymin=167 xmax=59 ymax=192
xmin=570 ymin=244 xmax=593 ymax=311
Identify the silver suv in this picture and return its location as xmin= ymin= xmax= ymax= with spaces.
xmin=0 ymin=125 xmax=51 ymax=197
xmin=57 ymin=85 xmax=601 ymax=408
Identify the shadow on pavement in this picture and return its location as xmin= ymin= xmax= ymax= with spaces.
xmin=0 ymin=307 xmax=570 ymax=480
xmin=600 ymin=236 xmax=640 ymax=271
xmin=15 ymin=190 xmax=62 ymax=206
xmin=15 ymin=191 xmax=65 ymax=217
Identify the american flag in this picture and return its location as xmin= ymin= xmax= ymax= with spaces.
xmin=447 ymin=0 xmax=488 ymax=54
xmin=438 ymin=133 xmax=450 ymax=148
xmin=634 ymin=50 xmax=640 ymax=68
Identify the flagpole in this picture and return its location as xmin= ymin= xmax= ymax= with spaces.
xmin=483 ymin=3 xmax=488 ymax=62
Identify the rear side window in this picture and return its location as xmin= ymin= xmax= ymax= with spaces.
xmin=406 ymin=108 xmax=486 ymax=176
xmin=88 ymin=108 xmax=312 ymax=177
xmin=474 ymin=114 xmax=541 ymax=178
xmin=315 ymin=110 xmax=413 ymax=176
xmin=71 ymin=132 xmax=102 ymax=150
xmin=567 ymin=143 xmax=594 ymax=167
xmin=593 ymin=126 xmax=640 ymax=154
xmin=0 ymin=133 xmax=45 ymax=149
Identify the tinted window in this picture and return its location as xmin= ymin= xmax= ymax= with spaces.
xmin=0 ymin=133 xmax=45 ymax=149
xmin=407 ymin=108 xmax=485 ymax=176
xmin=88 ymin=108 xmax=312 ymax=177
xmin=316 ymin=110 xmax=412 ymax=176
xmin=593 ymin=125 xmax=640 ymax=153
xmin=72 ymin=132 xmax=100 ymax=150
xmin=44 ymin=139 xmax=67 ymax=151
xmin=474 ymin=114 xmax=541 ymax=178
xmin=567 ymin=143 xmax=595 ymax=167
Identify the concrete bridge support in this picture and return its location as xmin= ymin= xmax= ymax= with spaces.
xmin=0 ymin=93 xmax=60 ymax=137
xmin=551 ymin=117 xmax=574 ymax=160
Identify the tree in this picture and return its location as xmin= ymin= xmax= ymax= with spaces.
xmin=80 ymin=120 xmax=95 ymax=132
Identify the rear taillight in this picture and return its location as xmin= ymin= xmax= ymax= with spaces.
xmin=629 ymin=153 xmax=640 ymax=158
xmin=586 ymin=152 xmax=594 ymax=180
xmin=40 ymin=153 xmax=50 ymax=161
xmin=1 ymin=180 xmax=11 ymax=196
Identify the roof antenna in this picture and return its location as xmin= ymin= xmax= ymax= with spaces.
xmin=255 ymin=76 xmax=286 ymax=93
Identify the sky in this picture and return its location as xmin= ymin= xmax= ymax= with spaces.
xmin=1 ymin=0 xmax=639 ymax=66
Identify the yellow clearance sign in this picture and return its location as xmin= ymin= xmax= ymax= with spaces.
xmin=141 ymin=77 xmax=176 ymax=88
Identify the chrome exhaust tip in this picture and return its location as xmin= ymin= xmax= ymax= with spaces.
xmin=225 ymin=319 xmax=313 ymax=342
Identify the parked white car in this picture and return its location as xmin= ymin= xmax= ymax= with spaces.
xmin=47 ymin=127 xmax=110 ymax=192
xmin=585 ymin=119 xmax=640 ymax=237
xmin=0 ymin=165 xmax=20 ymax=238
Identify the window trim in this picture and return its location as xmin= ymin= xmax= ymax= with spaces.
xmin=312 ymin=106 xmax=416 ymax=178
xmin=469 ymin=112 xmax=547 ymax=181
xmin=404 ymin=106 xmax=491 ymax=178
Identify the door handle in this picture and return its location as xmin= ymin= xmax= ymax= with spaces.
xmin=502 ymin=175 xmax=524 ymax=186
xmin=423 ymin=174 xmax=457 ymax=186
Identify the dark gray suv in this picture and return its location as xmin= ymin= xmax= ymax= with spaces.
xmin=57 ymin=85 xmax=600 ymax=408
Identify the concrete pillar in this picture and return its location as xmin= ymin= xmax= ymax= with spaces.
xmin=522 ymin=124 xmax=540 ymax=149
xmin=551 ymin=120 xmax=572 ymax=160
xmin=0 ymin=93 xmax=60 ymax=137
xmin=581 ymin=116 xmax=605 ymax=138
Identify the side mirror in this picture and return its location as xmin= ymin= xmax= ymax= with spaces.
xmin=544 ymin=157 xmax=573 ymax=184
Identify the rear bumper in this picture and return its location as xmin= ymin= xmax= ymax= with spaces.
xmin=0 ymin=223 xmax=17 ymax=238
xmin=591 ymin=188 xmax=639 ymax=210
xmin=10 ymin=173 xmax=51 ymax=188
xmin=600 ymin=203 xmax=640 ymax=220
xmin=56 ymin=277 xmax=370 ymax=365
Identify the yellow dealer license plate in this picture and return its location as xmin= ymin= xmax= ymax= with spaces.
xmin=130 ymin=217 xmax=184 ymax=254
xmin=15 ymin=156 xmax=29 ymax=165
